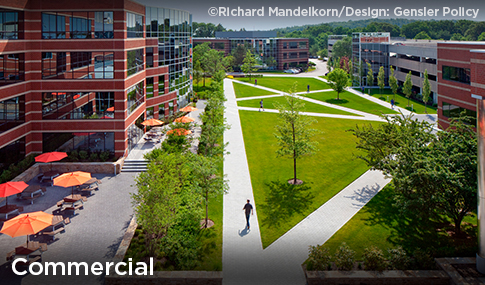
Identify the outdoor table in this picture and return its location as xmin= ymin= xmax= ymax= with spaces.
xmin=38 ymin=215 xmax=70 ymax=241
xmin=81 ymin=178 xmax=98 ymax=187
xmin=63 ymin=194 xmax=84 ymax=204
xmin=0 ymin=204 xmax=20 ymax=220
xmin=12 ymin=241 xmax=47 ymax=264
xmin=41 ymin=171 xmax=60 ymax=185
xmin=19 ymin=185 xmax=44 ymax=204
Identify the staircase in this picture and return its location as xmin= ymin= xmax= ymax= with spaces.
xmin=121 ymin=159 xmax=148 ymax=172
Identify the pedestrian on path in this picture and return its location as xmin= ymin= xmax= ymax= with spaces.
xmin=243 ymin=199 xmax=253 ymax=229
xmin=307 ymin=85 xmax=310 ymax=93
xmin=259 ymin=99 xmax=264 ymax=112
xmin=390 ymin=98 xmax=395 ymax=109
xmin=361 ymin=86 xmax=364 ymax=94
xmin=255 ymin=79 xmax=257 ymax=86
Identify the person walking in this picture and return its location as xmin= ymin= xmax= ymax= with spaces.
xmin=390 ymin=98 xmax=395 ymax=110
xmin=259 ymin=99 xmax=264 ymax=112
xmin=255 ymin=79 xmax=257 ymax=86
xmin=243 ymin=199 xmax=253 ymax=229
xmin=307 ymin=84 xmax=310 ymax=93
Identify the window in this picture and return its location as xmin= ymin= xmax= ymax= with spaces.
xmin=289 ymin=42 xmax=298 ymax=49
xmin=283 ymin=53 xmax=287 ymax=59
xmin=442 ymin=101 xmax=476 ymax=126
xmin=0 ymin=53 xmax=24 ymax=86
xmin=158 ymin=75 xmax=165 ymax=94
xmin=127 ymin=81 xmax=144 ymax=115
xmin=146 ymin=77 xmax=154 ymax=98
xmin=94 ymin=12 xmax=113 ymax=39
xmin=70 ymin=13 xmax=91 ymax=39
xmin=95 ymin=92 xmax=115 ymax=118
xmin=289 ymin=52 xmax=298 ymax=59
xmin=442 ymin=66 xmax=470 ymax=84
xmin=146 ymin=47 xmax=153 ymax=68
xmin=299 ymin=52 xmax=308 ymax=58
xmin=93 ymin=52 xmax=114 ymax=79
xmin=127 ymin=49 xmax=144 ymax=76
xmin=0 ymin=11 xmax=19 ymax=39
xmin=42 ymin=52 xmax=113 ymax=79
xmin=42 ymin=13 xmax=65 ymax=39
xmin=283 ymin=42 xmax=287 ymax=49
xmin=0 ymin=137 xmax=25 ymax=172
xmin=146 ymin=107 xmax=154 ymax=119
xmin=299 ymin=42 xmax=307 ymax=48
xmin=42 ymin=132 xmax=114 ymax=153
xmin=0 ymin=95 xmax=25 ymax=133
xmin=42 ymin=92 xmax=94 ymax=119
xmin=158 ymin=103 xmax=165 ymax=118
xmin=214 ymin=42 xmax=224 ymax=49
xmin=127 ymin=12 xmax=143 ymax=38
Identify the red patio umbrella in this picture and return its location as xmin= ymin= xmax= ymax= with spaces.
xmin=35 ymin=152 xmax=67 ymax=171
xmin=0 ymin=181 xmax=28 ymax=206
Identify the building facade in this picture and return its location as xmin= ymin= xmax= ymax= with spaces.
xmin=194 ymin=31 xmax=308 ymax=70
xmin=0 ymin=0 xmax=192 ymax=170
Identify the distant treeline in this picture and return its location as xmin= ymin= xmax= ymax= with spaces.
xmin=194 ymin=19 xmax=485 ymax=55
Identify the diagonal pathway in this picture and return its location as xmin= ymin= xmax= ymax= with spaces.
xmin=223 ymin=78 xmax=391 ymax=285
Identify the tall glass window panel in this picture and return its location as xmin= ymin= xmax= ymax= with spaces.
xmin=70 ymin=12 xmax=90 ymax=39
xmin=95 ymin=12 xmax=113 ymax=38
xmin=42 ymin=13 xmax=65 ymax=39
xmin=0 ymin=11 xmax=19 ymax=39
xmin=0 ymin=53 xmax=24 ymax=86
xmin=127 ymin=81 xmax=144 ymax=115
xmin=0 ymin=95 xmax=25 ymax=133
xmin=127 ymin=48 xmax=144 ymax=76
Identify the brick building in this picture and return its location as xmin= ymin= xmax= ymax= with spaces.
xmin=194 ymin=31 xmax=309 ymax=70
xmin=0 ymin=0 xmax=192 ymax=170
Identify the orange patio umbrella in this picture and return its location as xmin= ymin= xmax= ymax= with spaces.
xmin=166 ymin=128 xmax=192 ymax=136
xmin=0 ymin=181 xmax=28 ymax=206
xmin=179 ymin=106 xmax=198 ymax=112
xmin=141 ymin=118 xmax=164 ymax=126
xmin=1 ymin=211 xmax=53 ymax=244
xmin=35 ymin=151 xmax=67 ymax=171
xmin=174 ymin=116 xmax=195 ymax=123
xmin=53 ymin=171 xmax=92 ymax=196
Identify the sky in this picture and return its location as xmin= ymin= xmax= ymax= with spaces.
xmin=137 ymin=0 xmax=485 ymax=30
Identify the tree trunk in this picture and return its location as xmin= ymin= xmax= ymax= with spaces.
xmin=454 ymin=217 xmax=462 ymax=236
xmin=203 ymin=74 xmax=206 ymax=87
xmin=337 ymin=91 xmax=340 ymax=100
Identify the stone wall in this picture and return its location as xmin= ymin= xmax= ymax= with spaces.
xmin=305 ymin=269 xmax=449 ymax=285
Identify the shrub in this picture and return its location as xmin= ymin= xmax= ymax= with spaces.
xmin=79 ymin=150 xmax=88 ymax=160
xmin=89 ymin=152 xmax=98 ymax=161
xmin=100 ymin=151 xmax=110 ymax=162
xmin=0 ymin=170 xmax=12 ymax=184
xmin=412 ymin=248 xmax=435 ymax=269
xmin=334 ymin=243 xmax=355 ymax=271
xmin=363 ymin=246 xmax=386 ymax=271
xmin=307 ymin=245 xmax=331 ymax=271
xmin=388 ymin=247 xmax=411 ymax=270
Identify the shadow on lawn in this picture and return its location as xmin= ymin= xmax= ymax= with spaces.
xmin=362 ymin=187 xmax=477 ymax=257
xmin=260 ymin=180 xmax=314 ymax=228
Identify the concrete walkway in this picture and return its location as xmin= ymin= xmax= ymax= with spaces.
xmin=223 ymin=78 xmax=391 ymax=285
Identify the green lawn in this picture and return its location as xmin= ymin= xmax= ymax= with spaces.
xmin=323 ymin=183 xmax=477 ymax=260
xmin=237 ymin=96 xmax=359 ymax=116
xmin=355 ymin=88 xmax=437 ymax=114
xmin=236 ymin=77 xmax=331 ymax=93
xmin=232 ymin=82 xmax=279 ymax=98
xmin=239 ymin=110 xmax=383 ymax=247
xmin=305 ymin=91 xmax=398 ymax=116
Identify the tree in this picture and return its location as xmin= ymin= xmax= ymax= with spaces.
xmin=193 ymin=42 xmax=211 ymax=87
xmin=193 ymin=60 xmax=202 ymax=88
xmin=414 ymin=31 xmax=432 ymax=40
xmin=351 ymin=114 xmax=477 ymax=235
xmin=403 ymin=71 xmax=413 ymax=107
xmin=478 ymin=32 xmax=485 ymax=41
xmin=366 ymin=62 xmax=374 ymax=93
xmin=241 ymin=50 xmax=258 ymax=82
xmin=389 ymin=66 xmax=398 ymax=100
xmin=422 ymin=69 xmax=431 ymax=114
xmin=190 ymin=155 xmax=228 ymax=228
xmin=318 ymin=48 xmax=328 ymax=59
xmin=274 ymin=83 xmax=319 ymax=184
xmin=331 ymin=36 xmax=352 ymax=59
xmin=231 ymin=44 xmax=248 ymax=69
xmin=203 ymin=49 xmax=225 ymax=80
xmin=222 ymin=55 xmax=235 ymax=72
xmin=377 ymin=66 xmax=385 ymax=95
xmin=134 ymin=152 xmax=201 ymax=262
xmin=327 ymin=68 xmax=348 ymax=100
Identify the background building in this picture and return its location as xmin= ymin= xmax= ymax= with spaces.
xmin=194 ymin=31 xmax=308 ymax=70
xmin=0 ymin=0 xmax=192 ymax=171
